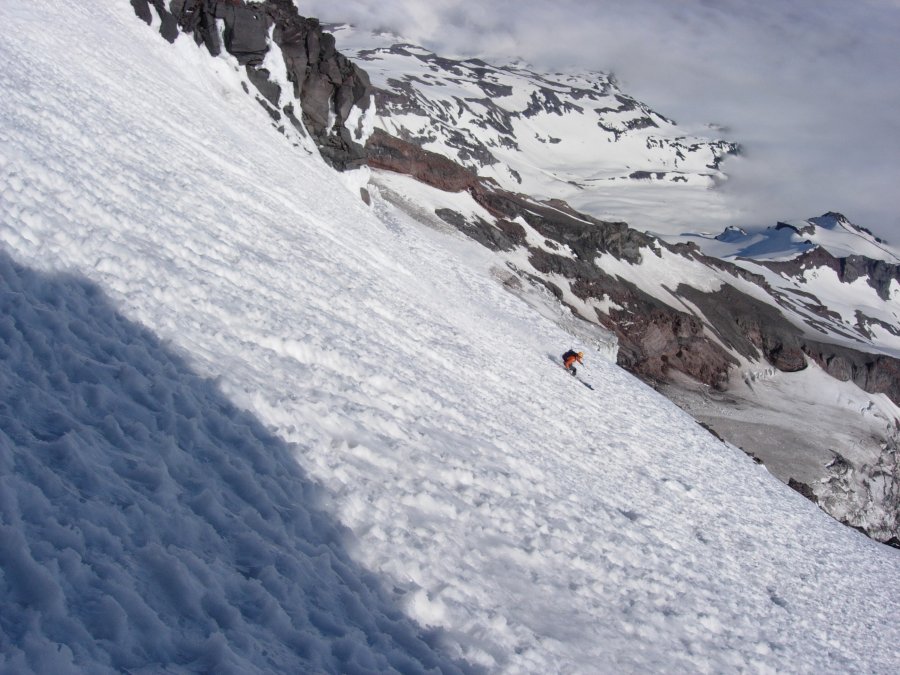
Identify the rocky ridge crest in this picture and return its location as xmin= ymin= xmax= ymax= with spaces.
xmin=134 ymin=0 xmax=372 ymax=169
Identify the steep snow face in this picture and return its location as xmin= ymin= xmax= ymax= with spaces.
xmin=330 ymin=25 xmax=740 ymax=234
xmin=2 ymin=2 xmax=900 ymax=674
xmin=370 ymin=169 xmax=900 ymax=536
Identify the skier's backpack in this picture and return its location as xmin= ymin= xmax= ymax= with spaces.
xmin=562 ymin=349 xmax=576 ymax=361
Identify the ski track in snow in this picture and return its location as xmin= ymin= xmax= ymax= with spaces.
xmin=1 ymin=2 xmax=899 ymax=673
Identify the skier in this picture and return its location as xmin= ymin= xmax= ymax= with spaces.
xmin=561 ymin=349 xmax=584 ymax=376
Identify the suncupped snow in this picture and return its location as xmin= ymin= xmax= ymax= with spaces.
xmin=1 ymin=1 xmax=899 ymax=673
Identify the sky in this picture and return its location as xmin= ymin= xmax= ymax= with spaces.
xmin=303 ymin=0 xmax=900 ymax=242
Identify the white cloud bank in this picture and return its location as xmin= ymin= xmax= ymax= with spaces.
xmin=303 ymin=0 xmax=900 ymax=241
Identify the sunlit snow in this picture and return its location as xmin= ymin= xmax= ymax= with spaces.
xmin=1 ymin=2 xmax=899 ymax=673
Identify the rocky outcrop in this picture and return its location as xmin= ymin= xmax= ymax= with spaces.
xmin=677 ymin=284 xmax=807 ymax=372
xmin=437 ymin=210 xmax=522 ymax=252
xmin=839 ymin=255 xmax=900 ymax=302
xmin=131 ymin=0 xmax=179 ymax=42
xmin=605 ymin=303 xmax=736 ymax=388
xmin=774 ymin=220 xmax=816 ymax=237
xmin=146 ymin=0 xmax=372 ymax=169
xmin=758 ymin=243 xmax=900 ymax=302
xmin=803 ymin=342 xmax=900 ymax=405
xmin=366 ymin=130 xmax=479 ymax=192
xmin=814 ymin=442 xmax=900 ymax=544
xmin=469 ymin=189 xmax=652 ymax=265
xmin=788 ymin=478 xmax=818 ymax=502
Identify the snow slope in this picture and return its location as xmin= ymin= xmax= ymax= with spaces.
xmin=1 ymin=1 xmax=899 ymax=673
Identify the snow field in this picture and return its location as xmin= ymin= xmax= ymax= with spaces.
xmin=0 ymin=253 xmax=466 ymax=674
xmin=1 ymin=1 xmax=899 ymax=674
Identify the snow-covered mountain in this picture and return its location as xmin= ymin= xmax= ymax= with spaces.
xmin=331 ymin=24 xmax=740 ymax=234
xmin=682 ymin=212 xmax=900 ymax=264
xmin=2 ymin=1 xmax=900 ymax=672
xmin=364 ymin=165 xmax=900 ymax=543
xmin=676 ymin=212 xmax=900 ymax=359
xmin=327 ymin=27 xmax=899 ymax=361
xmin=307 ymin=24 xmax=900 ymax=543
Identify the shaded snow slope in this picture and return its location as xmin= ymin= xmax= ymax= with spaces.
xmin=0 ymin=253 xmax=465 ymax=674
xmin=2 ymin=2 xmax=899 ymax=673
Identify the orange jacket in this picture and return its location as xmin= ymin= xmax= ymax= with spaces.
xmin=563 ymin=352 xmax=583 ymax=369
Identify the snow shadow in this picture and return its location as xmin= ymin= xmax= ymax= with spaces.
xmin=0 ymin=251 xmax=472 ymax=674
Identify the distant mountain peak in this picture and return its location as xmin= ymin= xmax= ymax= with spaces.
xmin=810 ymin=211 xmax=887 ymax=243
xmin=714 ymin=225 xmax=748 ymax=242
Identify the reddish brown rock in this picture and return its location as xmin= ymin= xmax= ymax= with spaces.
xmin=365 ymin=130 xmax=479 ymax=192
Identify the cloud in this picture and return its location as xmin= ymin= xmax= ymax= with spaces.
xmin=303 ymin=0 xmax=900 ymax=241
